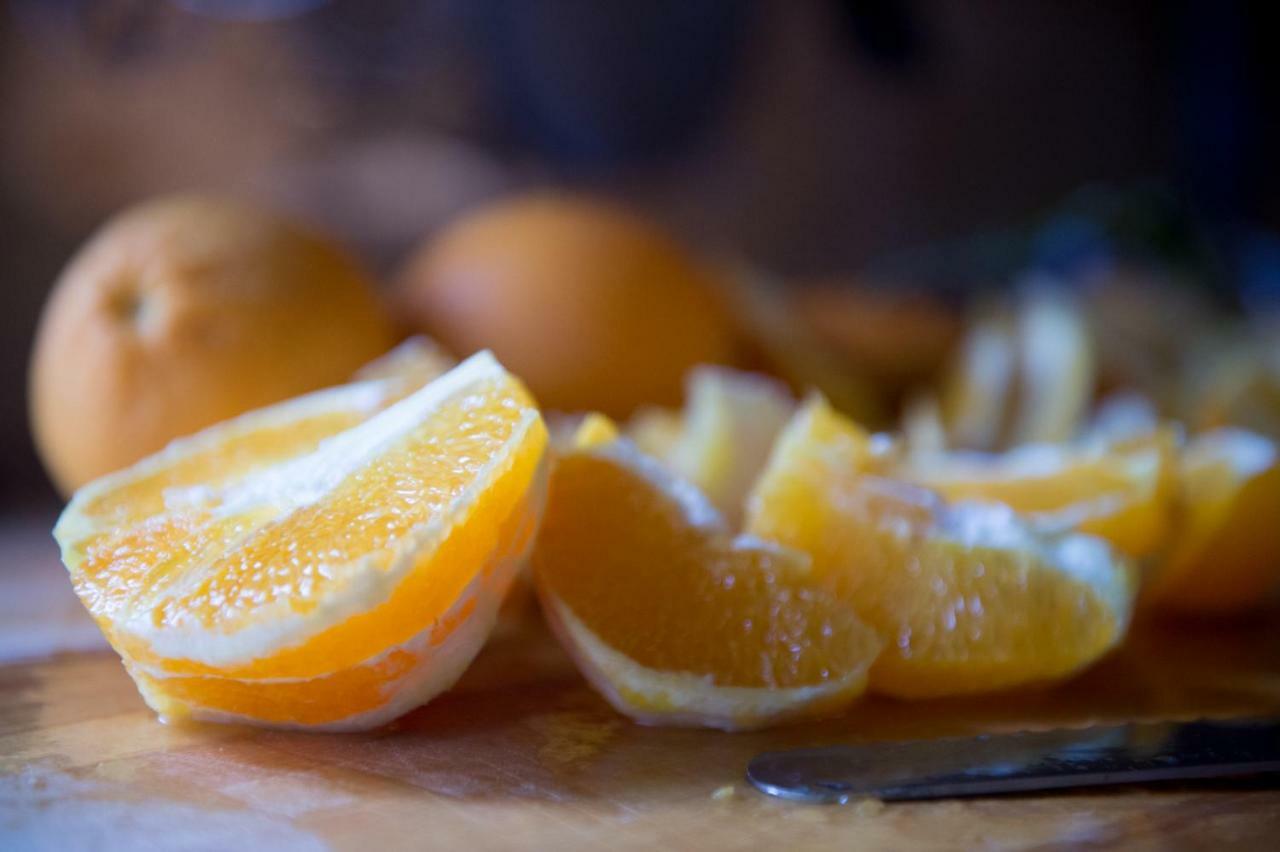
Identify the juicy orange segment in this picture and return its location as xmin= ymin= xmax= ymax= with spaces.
xmin=746 ymin=396 xmax=1136 ymax=698
xmin=532 ymin=439 xmax=881 ymax=731
xmin=1144 ymin=429 xmax=1280 ymax=613
xmin=55 ymin=351 xmax=547 ymax=729
xmin=896 ymin=428 xmax=1178 ymax=559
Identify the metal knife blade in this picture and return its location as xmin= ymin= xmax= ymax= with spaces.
xmin=747 ymin=717 xmax=1280 ymax=804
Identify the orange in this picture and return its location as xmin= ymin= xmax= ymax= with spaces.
xmin=394 ymin=194 xmax=738 ymax=418
xmin=1144 ymin=429 xmax=1280 ymax=613
xmin=630 ymin=366 xmax=794 ymax=524
xmin=745 ymin=397 xmax=1137 ymax=698
xmin=54 ymin=352 xmax=548 ymax=729
xmin=940 ymin=308 xmax=1018 ymax=451
xmin=939 ymin=292 xmax=1093 ymax=451
xmin=532 ymin=431 xmax=881 ymax=731
xmin=30 ymin=195 xmax=397 ymax=494
xmin=895 ymin=428 xmax=1179 ymax=559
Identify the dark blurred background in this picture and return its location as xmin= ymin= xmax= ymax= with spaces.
xmin=3 ymin=0 xmax=1278 ymax=507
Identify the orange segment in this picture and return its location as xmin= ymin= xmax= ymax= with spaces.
xmin=1144 ymin=429 xmax=1280 ymax=613
xmin=626 ymin=406 xmax=683 ymax=459
xmin=896 ymin=428 xmax=1179 ymax=559
xmin=940 ymin=309 xmax=1017 ymax=451
xmin=661 ymin=367 xmax=795 ymax=523
xmin=532 ymin=440 xmax=881 ymax=731
xmin=54 ymin=352 xmax=548 ymax=729
xmin=1007 ymin=289 xmax=1094 ymax=446
xmin=746 ymin=396 xmax=1137 ymax=698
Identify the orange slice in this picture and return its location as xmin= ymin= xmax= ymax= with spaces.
xmin=532 ymin=437 xmax=881 ymax=731
xmin=627 ymin=406 xmax=683 ymax=459
xmin=1144 ymin=429 xmax=1280 ymax=613
xmin=55 ymin=352 xmax=548 ymax=729
xmin=659 ymin=367 xmax=794 ymax=524
xmin=746 ymin=397 xmax=1137 ymax=698
xmin=940 ymin=309 xmax=1017 ymax=451
xmin=895 ymin=429 xmax=1178 ymax=559
xmin=1007 ymin=289 xmax=1094 ymax=446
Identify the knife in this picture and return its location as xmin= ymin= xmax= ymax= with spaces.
xmin=747 ymin=717 xmax=1280 ymax=804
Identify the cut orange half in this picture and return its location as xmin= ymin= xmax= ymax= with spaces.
xmin=746 ymin=397 xmax=1137 ymax=698
xmin=55 ymin=351 xmax=548 ymax=729
xmin=532 ymin=435 xmax=881 ymax=731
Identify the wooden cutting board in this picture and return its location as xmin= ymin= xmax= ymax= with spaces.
xmin=3 ymin=518 xmax=1279 ymax=850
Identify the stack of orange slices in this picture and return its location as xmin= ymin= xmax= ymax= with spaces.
xmin=54 ymin=351 xmax=547 ymax=729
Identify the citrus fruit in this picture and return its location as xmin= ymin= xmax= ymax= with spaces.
xmin=900 ymin=393 xmax=947 ymax=456
xmin=54 ymin=352 xmax=548 ymax=729
xmin=745 ymin=396 xmax=1137 ymax=698
xmin=1007 ymin=288 xmax=1094 ymax=446
xmin=30 ymin=195 xmax=397 ymax=494
xmin=1144 ymin=429 xmax=1280 ymax=613
xmin=394 ymin=194 xmax=738 ymax=418
xmin=939 ymin=291 xmax=1093 ymax=451
xmin=895 ymin=429 xmax=1179 ymax=559
xmin=940 ymin=309 xmax=1017 ymax=451
xmin=648 ymin=367 xmax=794 ymax=523
xmin=626 ymin=406 xmax=684 ymax=459
xmin=532 ymin=437 xmax=882 ymax=731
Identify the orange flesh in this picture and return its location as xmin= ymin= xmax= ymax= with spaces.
xmin=1146 ymin=460 xmax=1280 ymax=612
xmin=747 ymin=402 xmax=1131 ymax=697
xmin=81 ymin=409 xmax=367 ymax=522
xmin=70 ymin=374 xmax=547 ymax=682
xmin=533 ymin=451 xmax=879 ymax=690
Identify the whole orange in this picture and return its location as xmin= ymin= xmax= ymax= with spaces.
xmin=393 ymin=194 xmax=738 ymax=417
xmin=30 ymin=195 xmax=397 ymax=494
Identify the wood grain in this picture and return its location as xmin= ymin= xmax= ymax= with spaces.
xmin=3 ymin=522 xmax=1280 ymax=850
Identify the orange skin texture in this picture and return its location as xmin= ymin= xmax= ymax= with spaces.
xmin=30 ymin=195 xmax=396 ymax=494
xmin=394 ymin=194 xmax=739 ymax=418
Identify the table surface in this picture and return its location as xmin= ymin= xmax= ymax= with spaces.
xmin=3 ymin=516 xmax=1280 ymax=851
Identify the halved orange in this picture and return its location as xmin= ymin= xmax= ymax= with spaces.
xmin=1144 ymin=428 xmax=1280 ymax=613
xmin=532 ymin=434 xmax=881 ymax=731
xmin=55 ymin=351 xmax=548 ymax=729
xmin=746 ymin=397 xmax=1137 ymax=698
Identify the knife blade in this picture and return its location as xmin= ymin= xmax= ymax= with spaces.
xmin=747 ymin=717 xmax=1280 ymax=804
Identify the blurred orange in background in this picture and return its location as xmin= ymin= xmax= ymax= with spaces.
xmin=29 ymin=195 xmax=396 ymax=494
xmin=393 ymin=194 xmax=740 ymax=418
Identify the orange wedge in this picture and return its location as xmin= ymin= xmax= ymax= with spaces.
xmin=655 ymin=367 xmax=794 ymax=524
xmin=1144 ymin=429 xmax=1280 ymax=613
xmin=627 ymin=406 xmax=684 ymax=459
xmin=940 ymin=309 xmax=1017 ymax=451
xmin=940 ymin=291 xmax=1094 ymax=451
xmin=1007 ymin=288 xmax=1094 ymax=446
xmin=55 ymin=352 xmax=548 ymax=729
xmin=895 ymin=428 xmax=1178 ymax=559
xmin=746 ymin=397 xmax=1137 ymax=698
xmin=532 ymin=434 xmax=881 ymax=731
